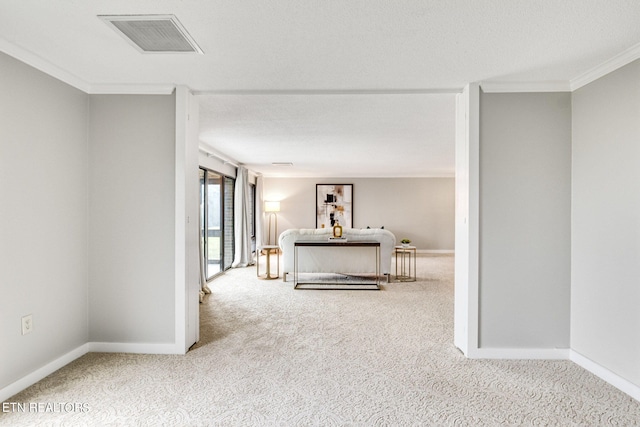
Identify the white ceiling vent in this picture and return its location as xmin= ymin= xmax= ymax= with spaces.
xmin=99 ymin=14 xmax=203 ymax=54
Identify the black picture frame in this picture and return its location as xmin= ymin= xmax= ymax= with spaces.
xmin=316 ymin=184 xmax=353 ymax=229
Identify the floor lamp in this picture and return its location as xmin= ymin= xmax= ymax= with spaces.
xmin=264 ymin=201 xmax=280 ymax=245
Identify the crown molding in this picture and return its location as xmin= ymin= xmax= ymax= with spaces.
xmin=570 ymin=41 xmax=640 ymax=91
xmin=193 ymin=88 xmax=462 ymax=96
xmin=480 ymin=81 xmax=571 ymax=93
xmin=0 ymin=38 xmax=90 ymax=92
xmin=4 ymin=35 xmax=639 ymax=98
xmin=88 ymin=84 xmax=176 ymax=95
xmin=0 ymin=38 xmax=175 ymax=95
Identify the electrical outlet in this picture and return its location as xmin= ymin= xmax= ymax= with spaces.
xmin=21 ymin=314 xmax=33 ymax=335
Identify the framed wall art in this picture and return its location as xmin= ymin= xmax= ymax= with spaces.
xmin=316 ymin=184 xmax=353 ymax=229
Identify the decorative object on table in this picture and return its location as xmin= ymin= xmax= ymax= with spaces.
xmin=316 ymin=184 xmax=353 ymax=229
xmin=264 ymin=200 xmax=280 ymax=245
xmin=332 ymin=221 xmax=343 ymax=238
xmin=401 ymin=238 xmax=411 ymax=248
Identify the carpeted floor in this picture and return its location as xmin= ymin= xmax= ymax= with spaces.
xmin=2 ymin=254 xmax=640 ymax=426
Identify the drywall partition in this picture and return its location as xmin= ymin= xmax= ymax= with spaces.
xmin=263 ymin=177 xmax=454 ymax=251
xmin=478 ymin=91 xmax=571 ymax=353
xmin=454 ymin=83 xmax=480 ymax=355
xmin=571 ymin=59 xmax=640 ymax=388
xmin=0 ymin=52 xmax=89 ymax=395
xmin=175 ymin=87 xmax=201 ymax=353
xmin=88 ymin=93 xmax=176 ymax=349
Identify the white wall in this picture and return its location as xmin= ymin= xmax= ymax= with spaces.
xmin=88 ymin=94 xmax=176 ymax=344
xmin=571 ymin=59 xmax=640 ymax=386
xmin=0 ymin=53 xmax=89 ymax=389
xmin=478 ymin=91 xmax=572 ymax=349
xmin=263 ymin=177 xmax=455 ymax=250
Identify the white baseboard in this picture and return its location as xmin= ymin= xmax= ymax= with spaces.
xmin=570 ymin=350 xmax=640 ymax=402
xmin=416 ymin=249 xmax=455 ymax=254
xmin=4 ymin=343 xmax=639 ymax=406
xmin=0 ymin=344 xmax=90 ymax=403
xmin=465 ymin=347 xmax=639 ymax=402
xmin=0 ymin=342 xmax=183 ymax=402
xmin=467 ymin=347 xmax=570 ymax=360
xmin=88 ymin=342 xmax=182 ymax=355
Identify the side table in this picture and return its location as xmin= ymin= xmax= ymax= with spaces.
xmin=257 ymin=245 xmax=280 ymax=280
xmin=394 ymin=245 xmax=416 ymax=282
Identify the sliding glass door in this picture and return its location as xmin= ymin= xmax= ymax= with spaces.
xmin=223 ymin=176 xmax=235 ymax=270
xmin=200 ymin=168 xmax=234 ymax=280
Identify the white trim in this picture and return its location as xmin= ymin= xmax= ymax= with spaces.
xmin=193 ymin=88 xmax=463 ymax=96
xmin=467 ymin=83 xmax=481 ymax=355
xmin=570 ymin=41 xmax=640 ymax=91
xmin=479 ymin=42 xmax=640 ymax=94
xmin=3 ymin=35 xmax=639 ymax=98
xmin=453 ymin=90 xmax=468 ymax=354
xmin=0 ymin=38 xmax=90 ymax=92
xmin=467 ymin=347 xmax=570 ymax=360
xmin=0 ymin=344 xmax=89 ymax=402
xmin=416 ymin=249 xmax=455 ymax=254
xmin=88 ymin=84 xmax=176 ymax=95
xmin=0 ymin=341 xmax=183 ymax=401
xmin=174 ymin=86 xmax=189 ymax=355
xmin=0 ymin=38 xmax=177 ymax=95
xmin=571 ymin=350 xmax=640 ymax=402
xmin=260 ymin=172 xmax=457 ymax=179
xmin=453 ymin=83 xmax=480 ymax=356
xmin=480 ymin=81 xmax=571 ymax=93
xmin=87 ymin=342 xmax=180 ymax=354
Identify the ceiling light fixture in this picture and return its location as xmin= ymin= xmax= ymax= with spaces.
xmin=99 ymin=14 xmax=203 ymax=54
xmin=272 ymin=162 xmax=293 ymax=166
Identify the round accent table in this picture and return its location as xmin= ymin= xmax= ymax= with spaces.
xmin=394 ymin=245 xmax=416 ymax=282
xmin=257 ymin=245 xmax=280 ymax=280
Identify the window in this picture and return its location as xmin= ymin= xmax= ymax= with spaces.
xmin=199 ymin=168 xmax=235 ymax=280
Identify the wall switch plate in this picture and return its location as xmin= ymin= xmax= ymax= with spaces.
xmin=21 ymin=314 xmax=33 ymax=335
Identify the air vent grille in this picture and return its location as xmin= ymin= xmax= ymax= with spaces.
xmin=100 ymin=15 xmax=203 ymax=54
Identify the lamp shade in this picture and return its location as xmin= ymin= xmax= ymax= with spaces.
xmin=264 ymin=201 xmax=281 ymax=213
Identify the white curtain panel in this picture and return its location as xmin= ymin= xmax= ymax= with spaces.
xmin=255 ymin=175 xmax=265 ymax=248
xmin=198 ymin=205 xmax=211 ymax=301
xmin=232 ymin=166 xmax=254 ymax=267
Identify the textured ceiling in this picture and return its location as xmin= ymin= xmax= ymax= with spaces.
xmin=2 ymin=1 xmax=640 ymax=176
xmin=199 ymin=93 xmax=456 ymax=177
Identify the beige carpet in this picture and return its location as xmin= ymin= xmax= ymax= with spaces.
xmin=3 ymin=254 xmax=640 ymax=426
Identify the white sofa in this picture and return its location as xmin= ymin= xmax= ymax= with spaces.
xmin=278 ymin=228 xmax=396 ymax=282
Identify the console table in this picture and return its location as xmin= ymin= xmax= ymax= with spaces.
xmin=293 ymin=240 xmax=380 ymax=290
